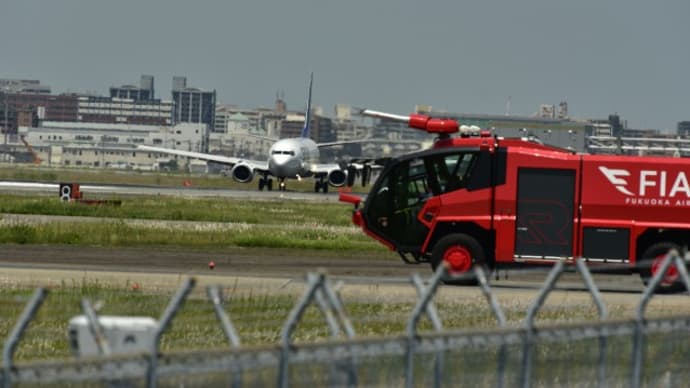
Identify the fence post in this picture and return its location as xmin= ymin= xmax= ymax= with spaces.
xmin=405 ymin=263 xmax=447 ymax=388
xmin=320 ymin=278 xmax=358 ymax=388
xmin=411 ymin=273 xmax=444 ymax=388
xmin=474 ymin=266 xmax=507 ymax=388
xmin=521 ymin=262 xmax=565 ymax=388
xmin=631 ymin=251 xmax=690 ymax=388
xmin=147 ymin=277 xmax=196 ymax=388
xmin=207 ymin=286 xmax=241 ymax=388
xmin=321 ymin=278 xmax=356 ymax=339
xmin=278 ymin=272 xmax=324 ymax=388
xmin=2 ymin=287 xmax=48 ymax=388
xmin=81 ymin=298 xmax=111 ymax=356
xmin=575 ymin=259 xmax=608 ymax=388
xmin=475 ymin=266 xmax=506 ymax=326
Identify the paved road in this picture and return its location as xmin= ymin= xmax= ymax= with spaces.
xmin=0 ymin=244 xmax=411 ymax=280
xmin=0 ymin=243 xmax=649 ymax=291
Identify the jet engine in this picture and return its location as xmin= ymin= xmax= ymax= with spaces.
xmin=327 ymin=169 xmax=348 ymax=187
xmin=230 ymin=163 xmax=254 ymax=183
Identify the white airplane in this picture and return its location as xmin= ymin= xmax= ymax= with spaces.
xmin=138 ymin=73 xmax=371 ymax=193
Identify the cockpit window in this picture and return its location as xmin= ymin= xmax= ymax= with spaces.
xmin=271 ymin=150 xmax=296 ymax=156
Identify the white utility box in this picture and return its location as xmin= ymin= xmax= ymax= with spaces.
xmin=68 ymin=315 xmax=158 ymax=357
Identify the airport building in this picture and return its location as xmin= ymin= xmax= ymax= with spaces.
xmin=77 ymin=96 xmax=173 ymax=126
xmin=0 ymin=79 xmax=51 ymax=94
xmin=0 ymin=93 xmax=79 ymax=134
xmin=18 ymin=121 xmax=205 ymax=169
xmin=109 ymin=75 xmax=155 ymax=101
xmin=172 ymin=77 xmax=216 ymax=152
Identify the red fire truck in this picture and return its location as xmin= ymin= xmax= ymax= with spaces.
xmin=340 ymin=110 xmax=690 ymax=291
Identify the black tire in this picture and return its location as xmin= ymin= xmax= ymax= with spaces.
xmin=322 ymin=183 xmax=329 ymax=194
xmin=314 ymin=181 xmax=321 ymax=193
xmin=267 ymin=179 xmax=273 ymax=191
xmin=430 ymin=233 xmax=486 ymax=285
xmin=258 ymin=179 xmax=265 ymax=191
xmin=638 ymin=242 xmax=685 ymax=293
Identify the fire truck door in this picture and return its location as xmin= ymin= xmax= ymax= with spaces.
xmin=515 ymin=168 xmax=575 ymax=259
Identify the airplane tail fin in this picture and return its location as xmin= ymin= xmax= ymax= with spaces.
xmin=301 ymin=72 xmax=313 ymax=139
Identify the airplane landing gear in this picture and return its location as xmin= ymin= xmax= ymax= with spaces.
xmin=314 ymin=178 xmax=329 ymax=193
xmin=278 ymin=178 xmax=286 ymax=191
xmin=258 ymin=175 xmax=274 ymax=191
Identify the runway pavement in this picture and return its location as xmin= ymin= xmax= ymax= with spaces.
xmin=0 ymin=180 xmax=348 ymax=202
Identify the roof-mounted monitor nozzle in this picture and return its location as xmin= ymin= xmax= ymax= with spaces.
xmin=360 ymin=109 xmax=459 ymax=139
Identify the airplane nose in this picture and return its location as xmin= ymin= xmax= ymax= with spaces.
xmin=269 ymin=155 xmax=299 ymax=177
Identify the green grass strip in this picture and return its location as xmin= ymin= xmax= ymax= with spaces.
xmin=0 ymin=194 xmax=355 ymax=226
xmin=0 ymin=221 xmax=383 ymax=251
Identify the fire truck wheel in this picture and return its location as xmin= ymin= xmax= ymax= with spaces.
xmin=431 ymin=233 xmax=486 ymax=285
xmin=639 ymin=242 xmax=686 ymax=294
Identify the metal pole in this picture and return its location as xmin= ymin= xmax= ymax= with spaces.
xmin=405 ymin=263 xmax=447 ymax=388
xmin=206 ymin=286 xmax=241 ymax=388
xmin=521 ymin=261 xmax=565 ymax=388
xmin=575 ymin=259 xmax=608 ymax=388
xmin=474 ymin=266 xmax=507 ymax=388
xmin=278 ymin=273 xmax=324 ymax=388
xmin=321 ymin=278 xmax=356 ymax=339
xmin=81 ymin=298 xmax=111 ymax=356
xmin=412 ymin=273 xmax=444 ymax=388
xmin=147 ymin=277 xmax=196 ymax=388
xmin=475 ymin=266 xmax=507 ymax=326
xmin=207 ymin=286 xmax=240 ymax=347
xmin=3 ymin=288 xmax=48 ymax=388
xmin=631 ymin=252 xmax=676 ymax=388
xmin=320 ymin=278 xmax=358 ymax=388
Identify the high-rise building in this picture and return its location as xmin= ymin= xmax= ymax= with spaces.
xmin=172 ymin=77 xmax=216 ymax=151
xmin=678 ymin=121 xmax=690 ymax=137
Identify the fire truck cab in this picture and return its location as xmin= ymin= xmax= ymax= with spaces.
xmin=342 ymin=110 xmax=690 ymax=291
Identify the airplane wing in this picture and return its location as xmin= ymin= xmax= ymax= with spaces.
xmin=315 ymin=139 xmax=373 ymax=148
xmin=246 ymin=133 xmax=279 ymax=142
xmin=136 ymin=145 xmax=269 ymax=172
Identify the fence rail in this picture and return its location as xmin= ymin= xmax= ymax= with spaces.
xmin=2 ymin=253 xmax=690 ymax=387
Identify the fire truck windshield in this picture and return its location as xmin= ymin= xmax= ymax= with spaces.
xmin=364 ymin=150 xmax=479 ymax=251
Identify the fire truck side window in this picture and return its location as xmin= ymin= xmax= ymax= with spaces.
xmin=425 ymin=152 xmax=477 ymax=194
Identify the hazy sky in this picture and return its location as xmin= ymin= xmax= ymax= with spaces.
xmin=1 ymin=0 xmax=688 ymax=131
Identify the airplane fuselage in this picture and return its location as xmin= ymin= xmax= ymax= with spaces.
xmin=267 ymin=137 xmax=320 ymax=178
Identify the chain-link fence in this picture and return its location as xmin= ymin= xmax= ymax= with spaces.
xmin=2 ymin=253 xmax=690 ymax=387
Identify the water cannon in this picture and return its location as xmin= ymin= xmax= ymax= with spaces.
xmin=360 ymin=109 xmax=459 ymax=138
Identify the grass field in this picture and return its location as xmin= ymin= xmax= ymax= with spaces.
xmin=0 ymin=192 xmax=387 ymax=252
xmin=0 ymin=193 xmax=354 ymax=225
xmin=0 ymin=279 xmax=623 ymax=362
